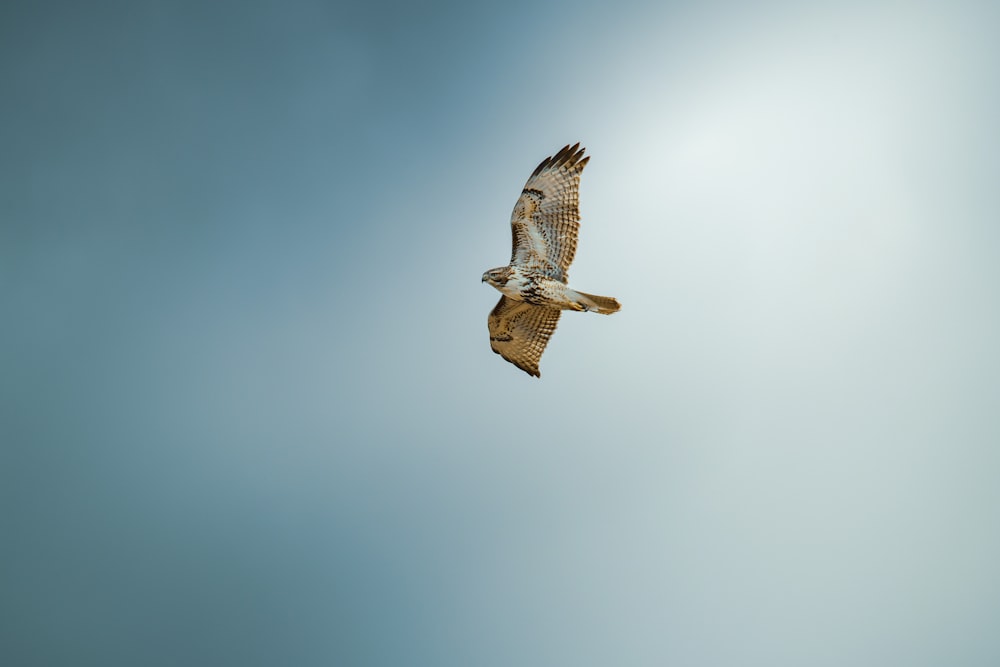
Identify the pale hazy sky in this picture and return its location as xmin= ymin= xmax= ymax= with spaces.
xmin=3 ymin=1 xmax=999 ymax=665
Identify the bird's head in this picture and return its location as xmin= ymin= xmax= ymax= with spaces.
xmin=482 ymin=267 xmax=509 ymax=287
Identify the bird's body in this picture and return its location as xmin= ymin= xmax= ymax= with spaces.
xmin=485 ymin=265 xmax=619 ymax=313
xmin=482 ymin=143 xmax=620 ymax=377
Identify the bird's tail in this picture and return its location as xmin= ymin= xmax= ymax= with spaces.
xmin=574 ymin=290 xmax=621 ymax=314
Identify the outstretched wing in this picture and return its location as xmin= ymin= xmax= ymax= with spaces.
xmin=509 ymin=143 xmax=589 ymax=282
xmin=487 ymin=296 xmax=562 ymax=378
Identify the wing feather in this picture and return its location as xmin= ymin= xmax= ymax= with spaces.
xmin=487 ymin=296 xmax=562 ymax=378
xmin=509 ymin=143 xmax=589 ymax=282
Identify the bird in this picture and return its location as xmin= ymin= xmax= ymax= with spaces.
xmin=482 ymin=143 xmax=620 ymax=377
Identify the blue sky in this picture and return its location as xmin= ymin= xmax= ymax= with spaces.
xmin=3 ymin=1 xmax=999 ymax=665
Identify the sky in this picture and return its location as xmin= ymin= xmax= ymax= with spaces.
xmin=2 ymin=0 xmax=999 ymax=665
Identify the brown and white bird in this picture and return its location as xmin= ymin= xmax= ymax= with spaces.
xmin=482 ymin=143 xmax=620 ymax=377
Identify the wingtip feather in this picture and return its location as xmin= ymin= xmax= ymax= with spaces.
xmin=530 ymin=142 xmax=588 ymax=177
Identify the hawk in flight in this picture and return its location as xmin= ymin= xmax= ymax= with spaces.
xmin=482 ymin=143 xmax=620 ymax=377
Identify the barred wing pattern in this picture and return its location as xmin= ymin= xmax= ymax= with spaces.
xmin=509 ymin=143 xmax=589 ymax=282
xmin=487 ymin=296 xmax=562 ymax=378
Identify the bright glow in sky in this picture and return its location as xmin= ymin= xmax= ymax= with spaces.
xmin=2 ymin=1 xmax=998 ymax=665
